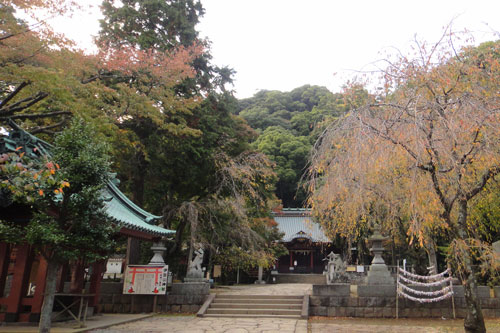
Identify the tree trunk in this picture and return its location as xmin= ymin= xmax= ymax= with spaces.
xmin=457 ymin=199 xmax=486 ymax=333
xmin=131 ymin=149 xmax=147 ymax=207
xmin=168 ymin=220 xmax=187 ymax=255
xmin=425 ymin=241 xmax=438 ymax=274
xmin=39 ymin=260 xmax=60 ymax=333
xmin=126 ymin=237 xmax=141 ymax=265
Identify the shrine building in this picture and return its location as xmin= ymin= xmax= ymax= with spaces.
xmin=272 ymin=208 xmax=332 ymax=274
xmin=0 ymin=122 xmax=174 ymax=322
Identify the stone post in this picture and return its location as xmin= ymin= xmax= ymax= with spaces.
xmin=255 ymin=266 xmax=265 ymax=284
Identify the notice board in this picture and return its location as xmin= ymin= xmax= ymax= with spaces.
xmin=123 ymin=265 xmax=168 ymax=295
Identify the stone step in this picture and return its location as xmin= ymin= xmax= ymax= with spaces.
xmin=210 ymin=303 xmax=302 ymax=309
xmin=213 ymin=298 xmax=302 ymax=304
xmin=215 ymin=294 xmax=303 ymax=300
xmin=203 ymin=314 xmax=302 ymax=319
xmin=206 ymin=308 xmax=302 ymax=316
xmin=275 ymin=273 xmax=326 ymax=285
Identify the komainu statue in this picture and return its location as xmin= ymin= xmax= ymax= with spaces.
xmin=324 ymin=251 xmax=346 ymax=284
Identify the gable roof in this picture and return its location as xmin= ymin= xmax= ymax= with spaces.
xmin=0 ymin=120 xmax=174 ymax=237
xmin=272 ymin=208 xmax=329 ymax=242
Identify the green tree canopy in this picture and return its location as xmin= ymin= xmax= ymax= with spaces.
xmin=0 ymin=118 xmax=114 ymax=332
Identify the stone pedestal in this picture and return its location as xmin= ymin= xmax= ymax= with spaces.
xmin=365 ymin=224 xmax=394 ymax=285
xmin=184 ymin=277 xmax=207 ymax=283
xmin=171 ymin=282 xmax=209 ymax=296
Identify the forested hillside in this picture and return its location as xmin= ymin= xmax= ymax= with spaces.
xmin=236 ymin=85 xmax=349 ymax=207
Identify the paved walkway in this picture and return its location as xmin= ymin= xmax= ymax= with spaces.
xmin=90 ymin=315 xmax=308 ymax=333
xmin=0 ymin=314 xmax=153 ymax=333
xmin=310 ymin=317 xmax=500 ymax=332
xmin=89 ymin=315 xmax=500 ymax=333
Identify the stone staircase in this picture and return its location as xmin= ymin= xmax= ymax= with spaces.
xmin=199 ymin=294 xmax=306 ymax=319
xmin=274 ymin=273 xmax=326 ymax=284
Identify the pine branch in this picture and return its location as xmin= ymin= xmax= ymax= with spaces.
xmin=30 ymin=119 xmax=67 ymax=134
xmin=0 ymin=81 xmax=29 ymax=108
xmin=0 ymin=110 xmax=71 ymax=121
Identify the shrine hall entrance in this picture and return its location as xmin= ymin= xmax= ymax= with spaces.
xmin=272 ymin=208 xmax=332 ymax=275
xmin=276 ymin=245 xmax=329 ymax=274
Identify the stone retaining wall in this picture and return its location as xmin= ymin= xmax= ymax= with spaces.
xmin=310 ymin=284 xmax=500 ymax=318
xmin=97 ymin=282 xmax=209 ymax=314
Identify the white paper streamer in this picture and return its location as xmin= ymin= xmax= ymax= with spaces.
xmin=398 ymin=267 xmax=449 ymax=280
xmin=399 ymin=283 xmax=452 ymax=296
xmin=397 ymin=266 xmax=454 ymax=303
xmin=398 ymin=289 xmax=453 ymax=303
xmin=398 ymin=274 xmax=452 ymax=287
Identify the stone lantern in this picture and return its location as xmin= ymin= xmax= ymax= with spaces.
xmin=365 ymin=224 xmax=394 ymax=285
xmin=148 ymin=241 xmax=166 ymax=265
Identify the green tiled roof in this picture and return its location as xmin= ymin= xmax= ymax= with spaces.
xmin=272 ymin=209 xmax=329 ymax=242
xmin=104 ymin=182 xmax=174 ymax=236
xmin=0 ymin=121 xmax=174 ymax=237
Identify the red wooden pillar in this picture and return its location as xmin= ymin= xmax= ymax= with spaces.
xmin=5 ymin=244 xmax=32 ymax=322
xmin=29 ymin=256 xmax=48 ymax=322
xmin=0 ymin=243 xmax=10 ymax=297
xmin=89 ymin=260 xmax=105 ymax=311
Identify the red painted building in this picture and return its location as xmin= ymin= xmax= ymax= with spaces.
xmin=0 ymin=123 xmax=174 ymax=322
xmin=273 ymin=208 xmax=332 ymax=274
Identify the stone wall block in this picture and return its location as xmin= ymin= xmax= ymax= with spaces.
xmin=364 ymin=307 xmax=374 ymax=318
xmin=347 ymin=297 xmax=358 ymax=307
xmin=358 ymin=297 xmax=367 ymax=307
xmin=355 ymin=307 xmax=364 ymax=317
xmin=327 ymin=307 xmax=336 ymax=317
xmin=329 ymin=297 xmax=347 ymax=307
xmin=122 ymin=295 xmax=133 ymax=304
xmin=452 ymin=286 xmax=465 ymax=297
xmin=494 ymin=287 xmax=500 ymax=298
xmin=103 ymin=304 xmax=113 ymax=313
xmin=420 ymin=308 xmax=430 ymax=317
xmin=313 ymin=284 xmax=350 ymax=297
xmin=192 ymin=295 xmax=204 ymax=304
xmin=345 ymin=307 xmax=356 ymax=317
xmin=482 ymin=309 xmax=496 ymax=318
xmin=400 ymin=308 xmax=410 ymax=318
xmin=372 ymin=307 xmax=384 ymax=317
xmin=114 ymin=304 xmax=123 ymax=313
xmin=477 ymin=286 xmax=491 ymax=298
xmin=385 ymin=297 xmax=396 ymax=307
xmin=336 ymin=307 xmax=346 ymax=317
xmin=357 ymin=285 xmax=396 ymax=297
xmin=382 ymin=307 xmax=395 ymax=318
xmin=310 ymin=296 xmax=321 ymax=306
xmin=184 ymin=295 xmax=194 ymax=304
xmin=431 ymin=308 xmax=442 ymax=318
xmin=311 ymin=306 xmax=327 ymax=316
xmin=100 ymin=295 xmax=113 ymax=303
xmin=100 ymin=282 xmax=123 ymax=294
xmin=171 ymin=283 xmax=209 ymax=295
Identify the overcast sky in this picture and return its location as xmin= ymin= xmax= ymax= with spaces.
xmin=51 ymin=0 xmax=500 ymax=98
